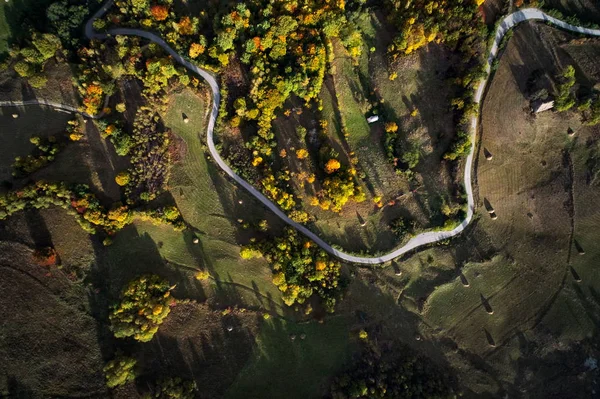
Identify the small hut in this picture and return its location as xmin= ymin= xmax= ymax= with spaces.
xmin=366 ymin=115 xmax=379 ymax=124
xmin=531 ymin=99 xmax=554 ymax=113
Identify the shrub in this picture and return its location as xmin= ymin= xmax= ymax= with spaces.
xmin=195 ymin=270 xmax=210 ymax=281
xmin=240 ymin=246 xmax=262 ymax=259
xmin=28 ymin=74 xmax=48 ymax=89
xmin=104 ymin=354 xmax=137 ymax=388
xmin=151 ymin=377 xmax=196 ymax=399
xmin=384 ymin=122 xmax=398 ymax=133
xmin=33 ymin=247 xmax=58 ymax=266
xmin=13 ymin=61 xmax=34 ymax=77
xmin=109 ymin=274 xmax=173 ymax=342
xmin=116 ymin=103 xmax=127 ymax=113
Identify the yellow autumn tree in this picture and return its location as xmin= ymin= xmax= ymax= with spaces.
xmin=385 ymin=122 xmax=398 ymax=133
xmin=296 ymin=148 xmax=308 ymax=159
xmin=189 ymin=43 xmax=205 ymax=58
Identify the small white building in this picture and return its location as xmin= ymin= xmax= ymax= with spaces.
xmin=532 ymin=100 xmax=554 ymax=113
xmin=367 ymin=115 xmax=379 ymax=124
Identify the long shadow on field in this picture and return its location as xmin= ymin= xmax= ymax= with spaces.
xmin=510 ymin=329 xmax=600 ymax=397
xmin=135 ymin=310 xmax=259 ymax=398
xmin=24 ymin=208 xmax=53 ymax=249
xmin=86 ymin=225 xmax=209 ymax=368
xmin=5 ymin=375 xmax=34 ymax=398
xmin=205 ymin=153 xmax=284 ymax=244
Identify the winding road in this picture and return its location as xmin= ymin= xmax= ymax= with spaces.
xmin=5 ymin=3 xmax=600 ymax=264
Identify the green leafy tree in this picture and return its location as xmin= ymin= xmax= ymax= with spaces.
xmin=104 ymin=354 xmax=137 ymax=388
xmin=147 ymin=377 xmax=197 ymax=399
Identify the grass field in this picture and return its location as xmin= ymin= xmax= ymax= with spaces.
xmin=370 ymin=21 xmax=600 ymax=394
xmin=155 ymin=88 xmax=286 ymax=312
xmin=0 ymin=105 xmax=122 ymax=203
xmin=0 ymin=241 xmax=106 ymax=397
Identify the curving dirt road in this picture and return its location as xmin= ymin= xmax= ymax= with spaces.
xmin=6 ymin=3 xmax=600 ymax=264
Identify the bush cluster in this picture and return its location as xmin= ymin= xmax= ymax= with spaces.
xmin=104 ymin=354 xmax=137 ymax=388
xmin=0 ymin=181 xmax=185 ymax=235
xmin=12 ymin=136 xmax=61 ymax=177
xmin=329 ymin=342 xmax=457 ymax=398
xmin=146 ymin=377 xmax=197 ymax=399
xmin=109 ymin=274 xmax=173 ymax=342
xmin=9 ymin=32 xmax=62 ymax=89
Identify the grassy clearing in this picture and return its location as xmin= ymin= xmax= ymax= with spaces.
xmin=157 ymin=88 xmax=286 ymax=312
xmin=0 ymin=105 xmax=121 ymax=202
xmin=0 ymin=105 xmax=71 ymax=181
xmin=225 ymin=316 xmax=355 ymax=399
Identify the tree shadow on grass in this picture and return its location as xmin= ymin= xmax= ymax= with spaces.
xmin=134 ymin=309 xmax=259 ymax=398
xmin=1 ymin=0 xmax=55 ymax=60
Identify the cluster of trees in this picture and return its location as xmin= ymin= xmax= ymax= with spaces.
xmin=329 ymin=342 xmax=457 ymax=398
xmin=109 ymin=274 xmax=173 ymax=342
xmin=12 ymin=135 xmax=62 ymax=177
xmin=554 ymin=65 xmax=600 ymax=125
xmin=0 ymin=181 xmax=185 ymax=235
xmin=8 ymin=32 xmax=63 ymax=89
xmin=386 ymin=0 xmax=486 ymax=58
xmin=103 ymin=353 xmax=196 ymax=398
xmin=211 ymin=0 xmax=369 ymax=213
xmin=104 ymin=0 xmax=212 ymax=71
xmin=384 ymin=122 xmax=421 ymax=175
xmin=116 ymin=108 xmax=172 ymax=204
xmin=240 ymin=227 xmax=342 ymax=313
xmin=46 ymin=0 xmax=90 ymax=48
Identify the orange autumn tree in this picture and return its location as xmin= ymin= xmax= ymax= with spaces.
xmin=151 ymin=4 xmax=169 ymax=21
xmin=324 ymin=159 xmax=341 ymax=174
xmin=83 ymin=84 xmax=103 ymax=115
